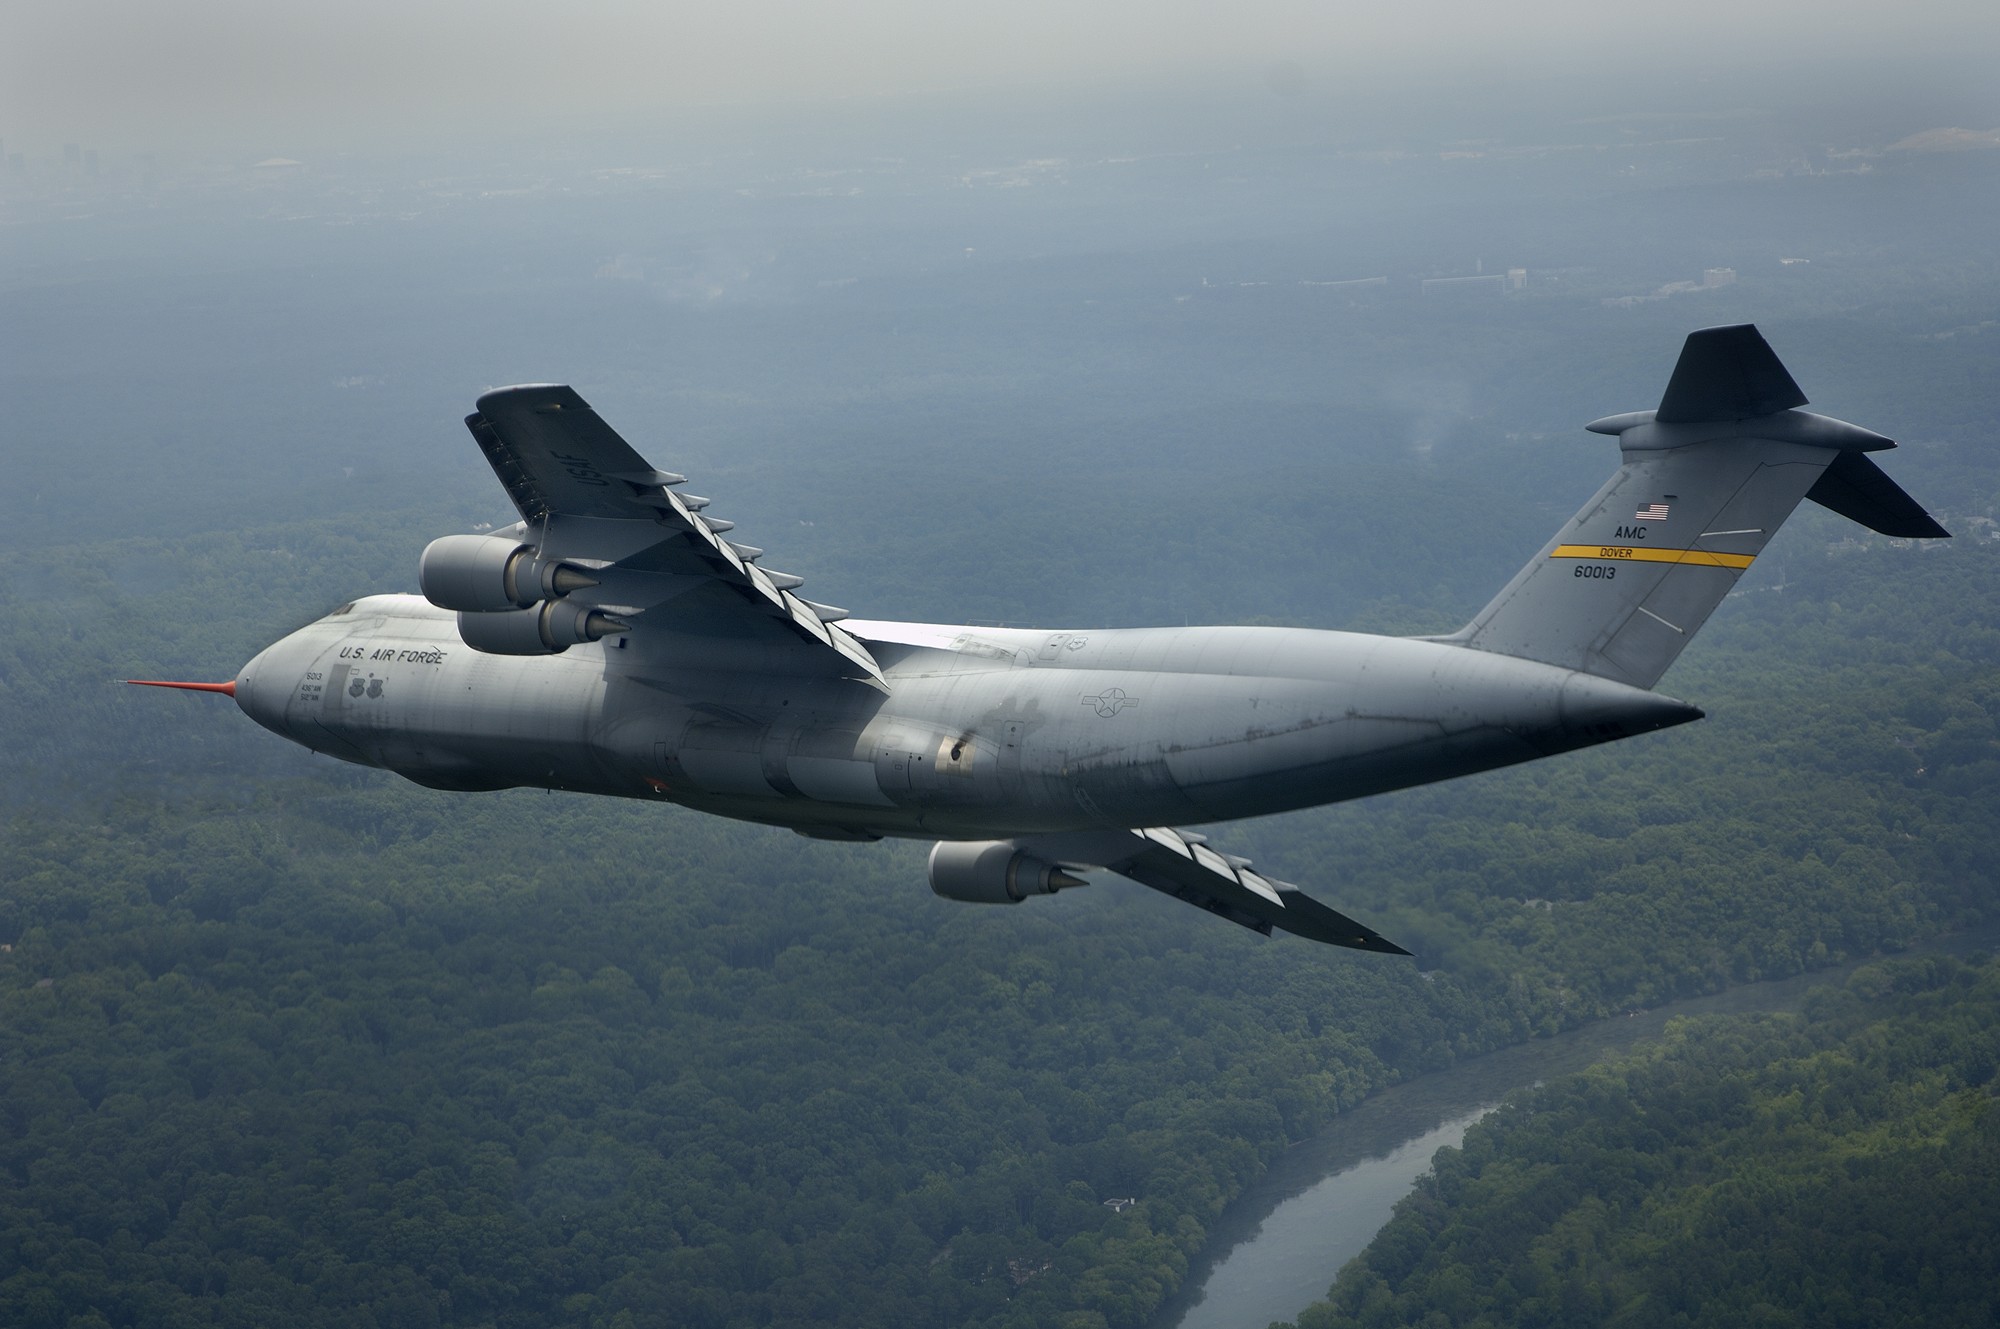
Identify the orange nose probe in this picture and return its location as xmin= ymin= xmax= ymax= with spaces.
xmin=126 ymin=679 xmax=238 ymax=696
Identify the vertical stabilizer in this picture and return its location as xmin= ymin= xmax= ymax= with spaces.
xmin=1442 ymin=326 xmax=1946 ymax=690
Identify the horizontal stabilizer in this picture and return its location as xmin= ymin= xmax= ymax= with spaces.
xmin=1656 ymin=324 xmax=1808 ymax=423
xmin=1805 ymin=451 xmax=1950 ymax=538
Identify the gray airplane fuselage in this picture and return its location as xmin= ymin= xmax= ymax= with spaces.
xmin=236 ymin=593 xmax=1696 ymax=841
xmin=148 ymin=326 xmax=1946 ymax=951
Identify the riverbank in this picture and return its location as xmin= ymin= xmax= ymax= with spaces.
xmin=1150 ymin=925 xmax=2000 ymax=1329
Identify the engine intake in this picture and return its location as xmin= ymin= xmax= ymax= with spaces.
xmin=927 ymin=840 xmax=1088 ymax=905
xmin=420 ymin=534 xmax=598 ymax=613
xmin=456 ymin=602 xmax=630 ymax=656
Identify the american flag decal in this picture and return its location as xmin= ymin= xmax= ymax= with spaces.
xmin=1633 ymin=503 xmax=1670 ymax=521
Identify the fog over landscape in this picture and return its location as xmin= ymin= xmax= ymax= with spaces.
xmin=3 ymin=4 xmax=2000 ymax=1327
xmin=9 ymin=0 xmax=2000 ymax=146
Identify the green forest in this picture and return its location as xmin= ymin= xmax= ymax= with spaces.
xmin=1284 ymin=952 xmax=2000 ymax=1329
xmin=1 ymin=506 xmax=1994 ymax=1327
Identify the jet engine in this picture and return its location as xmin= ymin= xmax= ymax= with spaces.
xmin=455 ymin=601 xmax=630 ymax=656
xmin=419 ymin=533 xmax=598 ymax=613
xmin=927 ymin=840 xmax=1088 ymax=905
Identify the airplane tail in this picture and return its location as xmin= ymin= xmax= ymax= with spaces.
xmin=1443 ymin=325 xmax=1947 ymax=690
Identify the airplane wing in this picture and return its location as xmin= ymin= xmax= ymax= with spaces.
xmin=1016 ymin=826 xmax=1411 ymax=954
xmin=463 ymin=385 xmax=883 ymax=684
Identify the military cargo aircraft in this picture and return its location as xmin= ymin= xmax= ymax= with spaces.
xmin=135 ymin=325 xmax=1946 ymax=954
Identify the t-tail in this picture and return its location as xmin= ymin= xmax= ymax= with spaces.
xmin=1443 ymin=324 xmax=1948 ymax=689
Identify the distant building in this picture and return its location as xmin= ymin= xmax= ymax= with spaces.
xmin=1507 ymin=267 xmax=1528 ymax=291
xmin=1422 ymin=274 xmax=1506 ymax=295
xmin=62 ymin=143 xmax=80 ymax=167
xmin=1605 ymin=266 xmax=1739 ymax=308
xmin=1301 ymin=276 xmax=1388 ymax=290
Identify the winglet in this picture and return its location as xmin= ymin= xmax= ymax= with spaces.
xmin=127 ymin=679 xmax=237 ymax=696
xmin=1655 ymin=324 xmax=1809 ymax=423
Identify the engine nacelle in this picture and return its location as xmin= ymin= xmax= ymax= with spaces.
xmin=456 ymin=602 xmax=631 ymax=656
xmin=927 ymin=840 xmax=1087 ymax=905
xmin=419 ymin=534 xmax=597 ymax=613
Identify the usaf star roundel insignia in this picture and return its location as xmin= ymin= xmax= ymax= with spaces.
xmin=1082 ymin=687 xmax=1138 ymax=718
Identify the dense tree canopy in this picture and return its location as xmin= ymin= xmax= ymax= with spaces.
xmin=0 ymin=509 xmax=1993 ymax=1327
xmin=1285 ymin=953 xmax=2000 ymax=1329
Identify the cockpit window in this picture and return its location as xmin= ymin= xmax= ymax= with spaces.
xmin=327 ymin=602 xmax=357 ymax=617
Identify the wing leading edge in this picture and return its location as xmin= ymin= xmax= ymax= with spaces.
xmin=466 ymin=385 xmax=882 ymax=684
xmin=1017 ymin=827 xmax=1410 ymax=954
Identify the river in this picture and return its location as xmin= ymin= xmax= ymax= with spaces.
xmin=1150 ymin=928 xmax=1999 ymax=1329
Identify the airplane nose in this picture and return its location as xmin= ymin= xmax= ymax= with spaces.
xmin=233 ymin=643 xmax=291 ymax=737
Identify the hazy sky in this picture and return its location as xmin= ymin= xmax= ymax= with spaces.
xmin=6 ymin=0 xmax=1998 ymax=151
